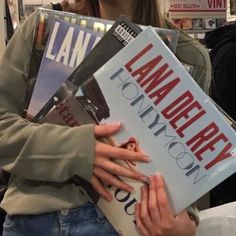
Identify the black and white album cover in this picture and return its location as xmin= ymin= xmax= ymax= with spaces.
xmin=192 ymin=18 xmax=204 ymax=30
xmin=205 ymin=18 xmax=216 ymax=30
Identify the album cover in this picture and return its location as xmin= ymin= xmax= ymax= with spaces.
xmin=216 ymin=18 xmax=226 ymax=28
xmin=172 ymin=18 xmax=193 ymax=30
xmin=205 ymin=18 xmax=216 ymax=30
xmin=42 ymin=25 xmax=236 ymax=235
xmin=192 ymin=18 xmax=204 ymax=30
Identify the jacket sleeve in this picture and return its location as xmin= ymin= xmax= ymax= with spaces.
xmin=0 ymin=13 xmax=95 ymax=183
xmin=187 ymin=203 xmax=200 ymax=226
xmin=175 ymin=31 xmax=212 ymax=94
xmin=164 ymin=20 xmax=212 ymax=94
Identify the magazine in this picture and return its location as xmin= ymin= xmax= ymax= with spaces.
xmin=42 ymin=26 xmax=236 ymax=235
xmin=26 ymin=18 xmax=101 ymax=121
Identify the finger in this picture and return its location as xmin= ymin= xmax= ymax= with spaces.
xmin=148 ymin=175 xmax=161 ymax=224
xmin=94 ymin=123 xmax=121 ymax=137
xmin=176 ymin=210 xmax=191 ymax=220
xmin=96 ymin=141 xmax=150 ymax=162
xmin=175 ymin=210 xmax=197 ymax=227
xmin=175 ymin=210 xmax=197 ymax=234
xmin=155 ymin=174 xmax=173 ymax=221
xmin=140 ymin=185 xmax=154 ymax=233
xmin=91 ymin=175 xmax=112 ymax=202
xmin=95 ymin=156 xmax=147 ymax=182
xmin=94 ymin=167 xmax=134 ymax=192
xmin=135 ymin=203 xmax=151 ymax=236
xmin=135 ymin=142 xmax=142 ymax=153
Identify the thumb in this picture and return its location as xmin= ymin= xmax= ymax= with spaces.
xmin=94 ymin=123 xmax=121 ymax=137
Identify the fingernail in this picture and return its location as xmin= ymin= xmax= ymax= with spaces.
xmin=135 ymin=203 xmax=140 ymax=211
xmin=155 ymin=173 xmax=162 ymax=181
xmin=149 ymin=175 xmax=155 ymax=186
xmin=141 ymin=151 xmax=150 ymax=156
xmin=142 ymin=156 xmax=151 ymax=162
xmin=155 ymin=173 xmax=165 ymax=186
xmin=141 ymin=184 xmax=147 ymax=193
xmin=108 ymin=122 xmax=121 ymax=128
xmin=131 ymin=188 xmax=136 ymax=194
xmin=126 ymin=186 xmax=134 ymax=193
xmin=139 ymin=176 xmax=149 ymax=183
xmin=106 ymin=195 xmax=112 ymax=202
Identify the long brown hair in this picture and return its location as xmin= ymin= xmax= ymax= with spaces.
xmin=61 ymin=0 xmax=164 ymax=27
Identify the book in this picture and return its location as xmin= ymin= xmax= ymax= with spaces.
xmin=26 ymin=18 xmax=101 ymax=121
xmin=42 ymin=26 xmax=236 ymax=235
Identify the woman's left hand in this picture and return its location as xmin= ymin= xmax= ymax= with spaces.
xmin=135 ymin=174 xmax=197 ymax=236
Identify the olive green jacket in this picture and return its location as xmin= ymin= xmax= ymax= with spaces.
xmin=165 ymin=20 xmax=212 ymax=93
xmin=0 ymin=7 xmax=211 ymax=216
xmin=0 ymin=11 xmax=95 ymax=215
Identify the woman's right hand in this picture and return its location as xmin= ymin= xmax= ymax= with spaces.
xmin=91 ymin=123 xmax=150 ymax=202
xmin=135 ymin=174 xmax=197 ymax=236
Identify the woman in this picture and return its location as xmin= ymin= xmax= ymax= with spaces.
xmin=0 ymin=0 xmax=210 ymax=235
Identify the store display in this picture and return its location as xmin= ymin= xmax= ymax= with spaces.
xmin=168 ymin=1 xmax=227 ymax=40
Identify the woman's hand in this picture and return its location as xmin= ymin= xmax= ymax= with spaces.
xmin=91 ymin=123 xmax=150 ymax=201
xmin=135 ymin=174 xmax=197 ymax=236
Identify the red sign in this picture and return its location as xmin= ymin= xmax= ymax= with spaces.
xmin=169 ymin=0 xmax=227 ymax=12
